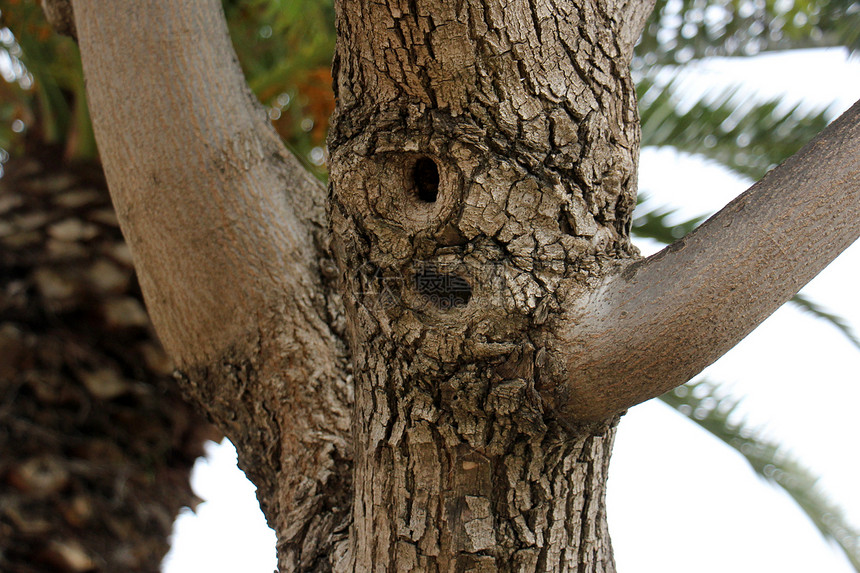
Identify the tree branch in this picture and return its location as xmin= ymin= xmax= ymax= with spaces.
xmin=73 ymin=0 xmax=328 ymax=368
xmin=41 ymin=0 xmax=76 ymax=39
xmin=547 ymin=99 xmax=860 ymax=424
xmin=73 ymin=2 xmax=354 ymax=565
xmin=610 ymin=0 xmax=657 ymax=58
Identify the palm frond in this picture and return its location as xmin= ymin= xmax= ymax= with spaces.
xmin=1 ymin=0 xmax=337 ymax=171
xmin=224 ymin=0 xmax=335 ymax=175
xmin=631 ymin=194 xmax=707 ymax=244
xmin=637 ymin=0 xmax=860 ymax=66
xmin=660 ymin=380 xmax=860 ymax=571
xmin=225 ymin=0 xmax=335 ymax=98
xmin=791 ymin=293 xmax=860 ymax=351
xmin=0 ymin=2 xmax=90 ymax=157
xmin=638 ymin=75 xmax=831 ymax=181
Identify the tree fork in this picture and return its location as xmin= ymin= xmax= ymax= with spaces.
xmin=549 ymin=98 xmax=860 ymax=423
xmin=71 ymin=1 xmax=354 ymax=569
xmin=65 ymin=0 xmax=860 ymax=570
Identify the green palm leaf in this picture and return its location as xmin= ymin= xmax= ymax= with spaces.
xmin=632 ymin=193 xmax=707 ymax=244
xmin=225 ymin=0 xmax=335 ymax=97
xmin=0 ymin=2 xmax=93 ymax=157
xmin=661 ymin=380 xmax=860 ymax=571
xmin=639 ymin=75 xmax=832 ymax=181
xmin=637 ymin=0 xmax=860 ymax=66
xmin=790 ymin=293 xmax=860 ymax=351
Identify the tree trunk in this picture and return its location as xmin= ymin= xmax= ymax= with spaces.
xmin=0 ymin=152 xmax=216 ymax=572
xmin=326 ymin=1 xmax=651 ymax=570
xmin=65 ymin=0 xmax=860 ymax=571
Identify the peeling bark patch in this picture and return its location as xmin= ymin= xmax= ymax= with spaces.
xmin=412 ymin=157 xmax=440 ymax=203
xmin=413 ymin=265 xmax=472 ymax=309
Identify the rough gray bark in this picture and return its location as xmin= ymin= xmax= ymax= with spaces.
xmin=550 ymin=99 xmax=860 ymax=423
xmin=327 ymin=1 xmax=651 ymax=570
xmin=71 ymin=2 xmax=353 ymax=569
xmin=64 ymin=0 xmax=860 ymax=571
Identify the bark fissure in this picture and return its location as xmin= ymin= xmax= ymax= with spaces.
xmin=329 ymin=1 xmax=650 ymax=569
xmin=63 ymin=0 xmax=860 ymax=571
xmin=71 ymin=1 xmax=355 ymax=570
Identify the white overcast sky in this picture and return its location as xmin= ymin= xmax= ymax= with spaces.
xmin=162 ymin=48 xmax=860 ymax=572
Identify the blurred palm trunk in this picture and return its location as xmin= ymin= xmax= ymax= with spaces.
xmin=0 ymin=148 xmax=218 ymax=572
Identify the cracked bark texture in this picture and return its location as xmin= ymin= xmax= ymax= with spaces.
xmin=67 ymin=0 xmax=860 ymax=570
xmin=328 ymin=1 xmax=653 ymax=570
xmin=70 ymin=3 xmax=354 ymax=570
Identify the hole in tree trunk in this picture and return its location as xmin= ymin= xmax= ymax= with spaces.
xmin=412 ymin=157 xmax=439 ymax=203
xmin=413 ymin=265 xmax=472 ymax=309
xmin=558 ymin=209 xmax=576 ymax=236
